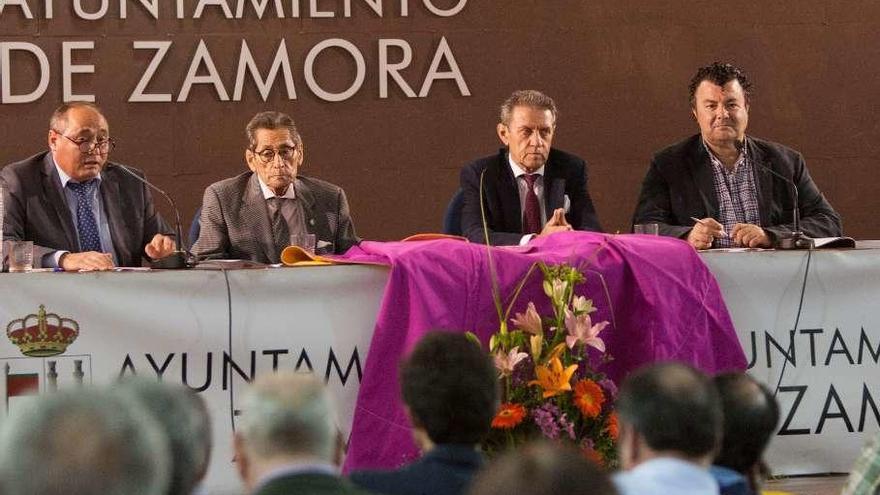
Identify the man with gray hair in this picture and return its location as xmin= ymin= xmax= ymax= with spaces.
xmin=117 ymin=379 xmax=213 ymax=495
xmin=193 ymin=111 xmax=358 ymax=262
xmin=234 ymin=372 xmax=370 ymax=495
xmin=0 ymin=387 xmax=171 ymax=495
xmin=459 ymin=89 xmax=602 ymax=245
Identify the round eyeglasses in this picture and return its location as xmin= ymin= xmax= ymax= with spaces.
xmin=251 ymin=146 xmax=297 ymax=164
xmin=53 ymin=130 xmax=116 ymax=154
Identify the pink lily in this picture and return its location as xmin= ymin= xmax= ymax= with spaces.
xmin=564 ymin=308 xmax=608 ymax=351
xmin=511 ymin=302 xmax=543 ymax=335
xmin=494 ymin=347 xmax=529 ymax=377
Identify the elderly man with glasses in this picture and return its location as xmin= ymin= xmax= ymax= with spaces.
xmin=0 ymin=101 xmax=176 ymax=271
xmin=192 ymin=111 xmax=358 ymax=263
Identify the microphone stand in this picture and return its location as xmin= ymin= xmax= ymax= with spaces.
xmin=739 ymin=140 xmax=813 ymax=250
xmin=114 ymin=164 xmax=192 ymax=268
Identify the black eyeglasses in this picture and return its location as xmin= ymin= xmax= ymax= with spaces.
xmin=251 ymin=146 xmax=297 ymax=164
xmin=53 ymin=130 xmax=116 ymax=154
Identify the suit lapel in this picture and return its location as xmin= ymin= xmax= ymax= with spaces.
xmin=244 ymin=174 xmax=277 ymax=263
xmin=40 ymin=155 xmax=79 ymax=250
xmin=494 ymin=150 xmax=522 ymax=232
xmin=294 ymin=178 xmax=317 ymax=236
xmin=99 ymin=166 xmax=130 ymax=264
xmin=543 ymin=157 xmax=565 ymax=212
xmin=747 ymin=137 xmax=774 ymax=226
xmin=687 ymin=139 xmax=718 ymax=219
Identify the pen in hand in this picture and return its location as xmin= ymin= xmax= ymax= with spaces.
xmin=690 ymin=217 xmax=729 ymax=238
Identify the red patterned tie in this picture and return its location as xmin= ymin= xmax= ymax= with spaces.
xmin=522 ymin=174 xmax=541 ymax=235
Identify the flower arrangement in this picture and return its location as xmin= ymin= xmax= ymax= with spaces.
xmin=478 ymin=262 xmax=618 ymax=467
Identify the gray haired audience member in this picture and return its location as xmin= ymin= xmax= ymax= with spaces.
xmin=117 ymin=379 xmax=213 ymax=495
xmin=467 ymin=441 xmax=618 ymax=495
xmin=234 ymin=371 xmax=370 ymax=495
xmin=350 ymin=331 xmax=499 ymax=495
xmin=711 ymin=372 xmax=780 ymax=495
xmin=613 ymin=362 xmax=723 ymax=495
xmin=0 ymin=387 xmax=171 ymax=495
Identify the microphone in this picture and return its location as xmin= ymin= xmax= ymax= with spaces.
xmin=113 ymin=164 xmax=192 ymax=268
xmin=736 ymin=139 xmax=813 ymax=249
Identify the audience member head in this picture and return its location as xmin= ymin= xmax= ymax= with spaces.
xmin=497 ymin=90 xmax=558 ymax=173
xmin=400 ymin=331 xmax=498 ymax=449
xmin=117 ymin=379 xmax=213 ymax=495
xmin=713 ymin=372 xmax=780 ymax=490
xmin=467 ymin=441 xmax=618 ymax=495
xmin=244 ymin=111 xmax=303 ymax=196
xmin=615 ymin=361 xmax=722 ymax=469
xmin=234 ymin=372 xmax=338 ymax=490
xmin=0 ymin=387 xmax=170 ymax=495
xmin=48 ymin=101 xmax=113 ymax=182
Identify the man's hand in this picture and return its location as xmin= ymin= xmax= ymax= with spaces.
xmin=144 ymin=234 xmax=176 ymax=259
xmin=539 ymin=208 xmax=573 ymax=237
xmin=731 ymin=223 xmax=771 ymax=248
xmin=60 ymin=252 xmax=114 ymax=271
xmin=687 ymin=217 xmax=725 ymax=250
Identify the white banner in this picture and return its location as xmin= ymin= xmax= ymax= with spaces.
xmin=0 ymin=249 xmax=875 ymax=492
xmin=703 ymin=249 xmax=880 ymax=475
xmin=0 ymin=266 xmax=389 ymax=494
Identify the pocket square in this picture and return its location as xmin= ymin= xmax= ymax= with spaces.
xmin=563 ymin=194 xmax=571 ymax=213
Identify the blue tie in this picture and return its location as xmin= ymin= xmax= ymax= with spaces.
xmin=66 ymin=180 xmax=102 ymax=252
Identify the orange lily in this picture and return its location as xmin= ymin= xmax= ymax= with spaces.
xmin=529 ymin=356 xmax=578 ymax=398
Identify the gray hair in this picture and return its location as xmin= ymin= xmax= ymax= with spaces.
xmin=237 ymin=372 xmax=337 ymax=461
xmin=245 ymin=111 xmax=302 ymax=149
xmin=499 ymin=90 xmax=558 ymax=126
xmin=0 ymin=388 xmax=171 ymax=495
xmin=116 ymin=379 xmax=212 ymax=495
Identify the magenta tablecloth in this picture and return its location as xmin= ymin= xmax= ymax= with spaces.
xmin=336 ymin=231 xmax=747 ymax=472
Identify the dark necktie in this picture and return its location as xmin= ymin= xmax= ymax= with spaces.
xmin=270 ymin=197 xmax=290 ymax=255
xmin=522 ymin=174 xmax=542 ymax=235
xmin=66 ymin=180 xmax=102 ymax=252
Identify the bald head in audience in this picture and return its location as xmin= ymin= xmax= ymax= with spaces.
xmin=468 ymin=441 xmax=618 ymax=495
xmin=0 ymin=387 xmax=171 ymax=495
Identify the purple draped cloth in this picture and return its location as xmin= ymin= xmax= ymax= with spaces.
xmin=336 ymin=231 xmax=746 ymax=473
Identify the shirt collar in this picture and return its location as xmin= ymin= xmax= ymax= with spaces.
xmin=53 ymin=157 xmax=102 ymax=188
xmin=702 ymin=139 xmax=747 ymax=173
xmin=252 ymin=462 xmax=338 ymax=493
xmin=507 ymin=154 xmax=545 ymax=178
xmin=256 ymin=175 xmax=296 ymax=200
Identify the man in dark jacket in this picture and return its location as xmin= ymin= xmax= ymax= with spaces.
xmin=633 ymin=62 xmax=841 ymax=249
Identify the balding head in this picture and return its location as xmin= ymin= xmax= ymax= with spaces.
xmin=713 ymin=372 xmax=779 ymax=477
xmin=616 ymin=362 xmax=722 ymax=467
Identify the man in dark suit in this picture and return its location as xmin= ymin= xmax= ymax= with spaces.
xmin=234 ymin=372 xmax=370 ymax=495
xmin=0 ymin=102 xmax=176 ymax=271
xmin=192 ymin=111 xmax=357 ymax=263
xmin=349 ymin=331 xmax=498 ymax=495
xmin=632 ymin=62 xmax=841 ymax=249
xmin=459 ymin=90 xmax=602 ymax=245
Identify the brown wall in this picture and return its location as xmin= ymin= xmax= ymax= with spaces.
xmin=1 ymin=1 xmax=877 ymax=241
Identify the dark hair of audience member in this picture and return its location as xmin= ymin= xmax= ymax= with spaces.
xmin=616 ymin=361 xmax=722 ymax=458
xmin=467 ymin=441 xmax=618 ymax=495
xmin=713 ymin=372 xmax=780 ymax=487
xmin=400 ymin=331 xmax=498 ymax=445
xmin=117 ymin=379 xmax=213 ymax=495
xmin=688 ymin=61 xmax=753 ymax=106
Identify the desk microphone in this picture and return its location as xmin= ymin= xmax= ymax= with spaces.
xmin=114 ymin=164 xmax=192 ymax=268
xmin=736 ymin=139 xmax=813 ymax=249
